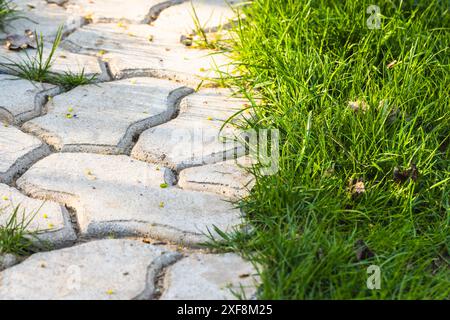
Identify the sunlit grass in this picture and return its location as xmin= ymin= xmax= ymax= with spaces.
xmin=1 ymin=26 xmax=97 ymax=90
xmin=209 ymin=0 xmax=450 ymax=299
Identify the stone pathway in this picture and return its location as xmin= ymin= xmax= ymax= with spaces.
xmin=0 ymin=0 xmax=258 ymax=300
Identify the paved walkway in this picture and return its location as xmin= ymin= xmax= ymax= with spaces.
xmin=0 ymin=0 xmax=258 ymax=300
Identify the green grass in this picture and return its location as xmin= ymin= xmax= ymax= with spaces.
xmin=0 ymin=205 xmax=39 ymax=256
xmin=213 ymin=0 xmax=450 ymax=299
xmin=0 ymin=0 xmax=15 ymax=30
xmin=1 ymin=26 xmax=97 ymax=90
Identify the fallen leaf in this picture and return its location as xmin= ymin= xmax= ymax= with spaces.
xmin=387 ymin=60 xmax=398 ymax=69
xmin=355 ymin=240 xmax=374 ymax=261
xmin=409 ymin=163 xmax=419 ymax=182
xmin=348 ymin=178 xmax=365 ymax=197
xmin=180 ymin=35 xmax=193 ymax=46
xmin=5 ymin=32 xmax=37 ymax=50
xmin=348 ymin=100 xmax=369 ymax=112
xmin=393 ymin=163 xmax=419 ymax=183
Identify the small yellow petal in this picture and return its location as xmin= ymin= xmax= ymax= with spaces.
xmin=84 ymin=13 xmax=93 ymax=21
xmin=159 ymin=183 xmax=168 ymax=189
xmin=43 ymin=214 xmax=49 ymax=219
xmin=207 ymin=116 xmax=213 ymax=121
xmin=117 ymin=21 xmax=127 ymax=29
xmin=159 ymin=201 xmax=165 ymax=208
xmin=48 ymin=223 xmax=54 ymax=229
xmin=106 ymin=289 xmax=114 ymax=295
xmin=2 ymin=196 xmax=9 ymax=201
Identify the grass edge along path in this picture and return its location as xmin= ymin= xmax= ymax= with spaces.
xmin=210 ymin=0 xmax=450 ymax=299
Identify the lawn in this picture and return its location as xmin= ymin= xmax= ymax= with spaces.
xmin=220 ymin=0 xmax=449 ymax=299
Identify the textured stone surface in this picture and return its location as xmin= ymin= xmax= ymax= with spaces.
xmin=61 ymin=22 xmax=230 ymax=85
xmin=161 ymin=253 xmax=258 ymax=300
xmin=0 ymin=125 xmax=50 ymax=184
xmin=17 ymin=153 xmax=243 ymax=245
xmin=0 ymin=184 xmax=76 ymax=247
xmin=66 ymin=0 xmax=184 ymax=23
xmin=0 ymin=239 xmax=181 ymax=300
xmin=132 ymin=88 xmax=246 ymax=171
xmin=179 ymin=157 xmax=254 ymax=200
xmin=0 ymin=254 xmax=19 ymax=271
xmin=0 ymin=45 xmax=107 ymax=80
xmin=23 ymin=78 xmax=193 ymax=154
xmin=0 ymin=75 xmax=59 ymax=125
xmin=0 ymin=0 xmax=84 ymax=41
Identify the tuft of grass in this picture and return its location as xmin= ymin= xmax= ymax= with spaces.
xmin=214 ymin=0 xmax=450 ymax=299
xmin=0 ymin=0 xmax=15 ymax=30
xmin=0 ymin=205 xmax=39 ymax=256
xmin=190 ymin=1 xmax=227 ymax=50
xmin=1 ymin=25 xmax=97 ymax=90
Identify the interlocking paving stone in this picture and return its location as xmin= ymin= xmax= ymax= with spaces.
xmin=22 ymin=78 xmax=193 ymax=154
xmin=0 ymin=75 xmax=59 ymax=125
xmin=0 ymin=45 xmax=107 ymax=80
xmin=0 ymin=0 xmax=84 ymax=41
xmin=0 ymin=125 xmax=50 ymax=184
xmin=17 ymin=153 xmax=243 ymax=245
xmin=161 ymin=253 xmax=258 ymax=300
xmin=131 ymin=88 xmax=246 ymax=171
xmin=178 ymin=157 xmax=255 ymax=200
xmin=0 ymin=184 xmax=76 ymax=247
xmin=0 ymin=239 xmax=181 ymax=300
xmin=66 ymin=0 xmax=184 ymax=23
xmin=61 ymin=22 xmax=230 ymax=85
